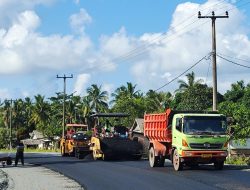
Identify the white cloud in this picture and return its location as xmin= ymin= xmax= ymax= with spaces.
xmin=74 ymin=73 xmax=91 ymax=95
xmin=18 ymin=11 xmax=40 ymax=31
xmin=1 ymin=11 xmax=40 ymax=48
xmin=0 ymin=50 xmax=24 ymax=74
xmin=129 ymin=0 xmax=250 ymax=93
xmin=70 ymin=8 xmax=92 ymax=34
xmin=0 ymin=0 xmax=55 ymax=28
xmin=100 ymin=27 xmax=136 ymax=58
xmin=0 ymin=0 xmax=250 ymax=99
xmin=0 ymin=10 xmax=96 ymax=74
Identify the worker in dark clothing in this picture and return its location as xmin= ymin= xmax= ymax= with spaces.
xmin=15 ymin=141 xmax=24 ymax=166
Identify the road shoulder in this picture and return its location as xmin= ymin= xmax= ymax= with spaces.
xmin=0 ymin=164 xmax=84 ymax=190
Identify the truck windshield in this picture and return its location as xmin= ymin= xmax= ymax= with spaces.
xmin=183 ymin=116 xmax=227 ymax=135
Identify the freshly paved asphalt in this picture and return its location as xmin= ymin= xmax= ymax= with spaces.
xmin=1 ymin=152 xmax=250 ymax=190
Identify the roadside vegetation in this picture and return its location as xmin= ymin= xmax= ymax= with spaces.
xmin=226 ymin=155 xmax=250 ymax=166
xmin=0 ymin=72 xmax=249 ymax=149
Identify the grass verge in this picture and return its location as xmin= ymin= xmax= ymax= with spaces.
xmin=225 ymin=155 xmax=250 ymax=166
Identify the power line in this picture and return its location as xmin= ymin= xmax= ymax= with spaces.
xmin=89 ymin=1 xmax=232 ymax=72
xmin=93 ymin=3 xmax=247 ymax=74
xmin=205 ymin=57 xmax=212 ymax=84
xmin=217 ymin=52 xmax=250 ymax=63
xmin=154 ymin=53 xmax=211 ymax=92
xmin=77 ymin=1 xmax=245 ymax=74
xmin=72 ymin=0 xmax=250 ymax=87
xmin=217 ymin=54 xmax=250 ymax=69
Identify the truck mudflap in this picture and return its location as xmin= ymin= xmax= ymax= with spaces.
xmin=181 ymin=150 xmax=228 ymax=158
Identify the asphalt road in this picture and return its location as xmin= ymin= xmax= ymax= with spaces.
xmin=1 ymin=152 xmax=250 ymax=190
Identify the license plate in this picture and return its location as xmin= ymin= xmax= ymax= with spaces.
xmin=201 ymin=154 xmax=212 ymax=158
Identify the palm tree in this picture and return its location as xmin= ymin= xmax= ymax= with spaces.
xmin=65 ymin=95 xmax=82 ymax=124
xmin=145 ymin=90 xmax=172 ymax=112
xmin=176 ymin=71 xmax=203 ymax=92
xmin=2 ymin=100 xmax=11 ymax=128
xmin=30 ymin=95 xmax=50 ymax=133
xmin=112 ymin=82 xmax=141 ymax=102
xmin=81 ymin=96 xmax=91 ymax=122
xmin=86 ymin=84 xmax=108 ymax=112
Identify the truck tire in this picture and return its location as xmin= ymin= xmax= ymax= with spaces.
xmin=6 ymin=157 xmax=12 ymax=166
xmin=61 ymin=146 xmax=66 ymax=157
xmin=149 ymin=147 xmax=158 ymax=167
xmin=93 ymin=150 xmax=98 ymax=160
xmin=173 ymin=149 xmax=183 ymax=171
xmin=158 ymin=156 xmax=165 ymax=167
xmin=214 ymin=161 xmax=224 ymax=170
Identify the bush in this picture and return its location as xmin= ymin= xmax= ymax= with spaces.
xmin=226 ymin=155 xmax=250 ymax=165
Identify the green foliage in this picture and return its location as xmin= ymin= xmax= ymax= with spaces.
xmin=145 ymin=90 xmax=172 ymax=113
xmin=226 ymin=155 xmax=250 ymax=166
xmin=219 ymin=81 xmax=250 ymax=140
xmin=111 ymin=97 xmax=146 ymax=127
xmin=0 ymin=128 xmax=9 ymax=149
xmin=173 ymin=84 xmax=212 ymax=111
xmin=224 ymin=80 xmax=245 ymax=102
xmin=0 ymin=76 xmax=249 ymax=142
xmin=87 ymin=84 xmax=109 ymax=112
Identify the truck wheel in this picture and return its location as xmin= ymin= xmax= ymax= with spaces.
xmin=6 ymin=157 xmax=12 ymax=166
xmin=149 ymin=147 xmax=158 ymax=167
xmin=158 ymin=156 xmax=165 ymax=167
xmin=61 ymin=146 xmax=65 ymax=157
xmin=214 ymin=161 xmax=224 ymax=170
xmin=93 ymin=150 xmax=98 ymax=160
xmin=173 ymin=149 xmax=183 ymax=171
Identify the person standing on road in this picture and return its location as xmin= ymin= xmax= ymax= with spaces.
xmin=15 ymin=141 xmax=24 ymax=166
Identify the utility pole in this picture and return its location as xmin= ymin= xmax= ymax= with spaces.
xmin=56 ymin=74 xmax=73 ymax=137
xmin=198 ymin=11 xmax=228 ymax=111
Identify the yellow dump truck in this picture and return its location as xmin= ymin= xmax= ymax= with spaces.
xmin=60 ymin=124 xmax=91 ymax=159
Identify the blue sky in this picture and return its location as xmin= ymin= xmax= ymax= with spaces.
xmin=0 ymin=0 xmax=250 ymax=100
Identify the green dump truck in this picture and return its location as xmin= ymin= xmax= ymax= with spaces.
xmin=144 ymin=109 xmax=230 ymax=171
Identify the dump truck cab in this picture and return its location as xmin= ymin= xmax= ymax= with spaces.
xmin=171 ymin=113 xmax=228 ymax=170
xmin=60 ymin=124 xmax=91 ymax=159
xmin=89 ymin=113 xmax=142 ymax=160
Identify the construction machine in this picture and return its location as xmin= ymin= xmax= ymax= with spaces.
xmin=89 ymin=113 xmax=142 ymax=161
xmin=60 ymin=124 xmax=91 ymax=159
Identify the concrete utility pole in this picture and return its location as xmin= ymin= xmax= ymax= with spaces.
xmin=56 ymin=74 xmax=73 ymax=137
xmin=198 ymin=11 xmax=228 ymax=111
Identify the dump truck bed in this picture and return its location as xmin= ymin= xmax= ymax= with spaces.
xmin=144 ymin=109 xmax=172 ymax=142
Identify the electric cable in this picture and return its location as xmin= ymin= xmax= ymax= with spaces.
xmin=217 ymin=54 xmax=250 ymax=69
xmin=154 ymin=53 xmax=211 ymax=92
xmin=217 ymin=52 xmax=250 ymax=63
